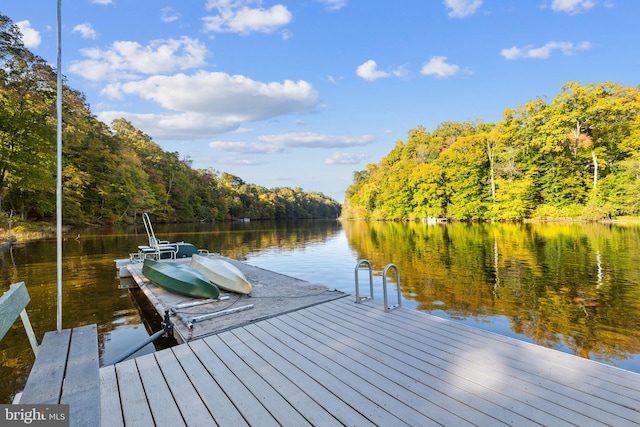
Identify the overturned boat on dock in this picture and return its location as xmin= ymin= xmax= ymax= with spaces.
xmin=142 ymin=259 xmax=220 ymax=299
xmin=190 ymin=254 xmax=252 ymax=295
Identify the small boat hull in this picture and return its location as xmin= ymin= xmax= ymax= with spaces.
xmin=190 ymin=254 xmax=252 ymax=295
xmin=142 ymin=259 xmax=219 ymax=299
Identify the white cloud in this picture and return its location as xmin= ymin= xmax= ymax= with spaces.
xmin=324 ymin=152 xmax=370 ymax=165
xmin=72 ymin=23 xmax=97 ymax=39
xmin=208 ymin=133 xmax=374 ymax=156
xmin=92 ymin=0 xmax=112 ymax=4
xmin=317 ymin=0 xmax=348 ymax=11
xmin=98 ymin=111 xmax=242 ymax=139
xmin=69 ymin=37 xmax=208 ymax=81
xmin=97 ymin=72 xmax=318 ymax=139
xmin=501 ymin=41 xmax=591 ymax=59
xmin=550 ymin=0 xmax=596 ymax=14
xmin=16 ymin=21 xmax=41 ymax=48
xmin=203 ymin=1 xmax=292 ymax=34
xmin=258 ymin=132 xmax=375 ymax=148
xmin=209 ymin=141 xmax=284 ymax=154
xmin=161 ymin=7 xmax=180 ymax=23
xmin=444 ymin=0 xmax=483 ymax=18
xmin=420 ymin=56 xmax=461 ymax=77
xmin=392 ymin=64 xmax=410 ymax=79
xmin=356 ymin=60 xmax=390 ymax=81
xmin=216 ymin=157 xmax=268 ymax=166
xmin=111 ymin=72 xmax=316 ymax=116
xmin=234 ymin=127 xmax=254 ymax=133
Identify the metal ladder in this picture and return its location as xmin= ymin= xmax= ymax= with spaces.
xmin=354 ymin=259 xmax=402 ymax=312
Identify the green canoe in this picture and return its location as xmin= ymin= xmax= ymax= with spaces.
xmin=142 ymin=259 xmax=220 ymax=299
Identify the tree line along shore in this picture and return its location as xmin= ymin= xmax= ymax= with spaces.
xmin=0 ymin=14 xmax=340 ymax=228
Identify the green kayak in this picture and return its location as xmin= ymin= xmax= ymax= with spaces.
xmin=142 ymin=259 xmax=220 ymax=299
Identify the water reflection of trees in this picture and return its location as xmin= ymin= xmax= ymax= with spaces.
xmin=158 ymin=220 xmax=343 ymax=261
xmin=342 ymin=221 xmax=640 ymax=364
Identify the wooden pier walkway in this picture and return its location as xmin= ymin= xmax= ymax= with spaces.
xmin=99 ymin=296 xmax=640 ymax=426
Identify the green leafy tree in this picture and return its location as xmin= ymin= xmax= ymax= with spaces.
xmin=344 ymin=82 xmax=640 ymax=221
xmin=0 ymin=15 xmax=56 ymax=217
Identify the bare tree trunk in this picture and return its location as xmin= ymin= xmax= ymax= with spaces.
xmin=487 ymin=141 xmax=496 ymax=202
xmin=592 ymin=150 xmax=598 ymax=189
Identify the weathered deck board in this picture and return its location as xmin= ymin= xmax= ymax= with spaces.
xmin=60 ymin=324 xmax=101 ymax=426
xmin=135 ymin=353 xmax=186 ymax=426
xmin=268 ymin=310 xmax=516 ymax=426
xmin=114 ymin=359 xmax=155 ymax=426
xmin=124 ymin=255 xmax=346 ymax=343
xmin=218 ymin=330 xmax=345 ymax=427
xmin=170 ymin=343 xmax=249 ymax=426
xmin=338 ymin=299 xmax=640 ymax=418
xmin=99 ymin=366 xmax=124 ymax=427
xmin=19 ymin=329 xmax=71 ymax=404
xmin=187 ymin=339 xmax=280 ymax=427
xmin=300 ymin=300 xmax=607 ymax=426
xmin=154 ymin=348 xmax=216 ymax=426
xmin=101 ymin=297 xmax=640 ymax=427
xmin=229 ymin=326 xmax=376 ymax=427
xmin=203 ymin=334 xmax=311 ymax=427
xmin=19 ymin=325 xmax=101 ymax=427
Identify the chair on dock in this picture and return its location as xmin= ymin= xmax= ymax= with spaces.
xmin=0 ymin=282 xmax=100 ymax=427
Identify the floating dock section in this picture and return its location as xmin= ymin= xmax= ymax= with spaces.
xmin=122 ymin=254 xmax=346 ymax=343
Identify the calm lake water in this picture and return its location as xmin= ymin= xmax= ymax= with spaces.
xmin=1 ymin=219 xmax=639 ymax=403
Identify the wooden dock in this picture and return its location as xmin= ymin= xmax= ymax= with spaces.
xmin=122 ymin=254 xmax=346 ymax=343
xmin=100 ymin=296 xmax=640 ymax=426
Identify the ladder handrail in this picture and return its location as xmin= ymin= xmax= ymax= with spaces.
xmin=382 ymin=263 xmax=402 ymax=312
xmin=354 ymin=259 xmax=374 ymax=303
xmin=142 ymin=212 xmax=157 ymax=249
xmin=140 ymin=213 xmax=178 ymax=259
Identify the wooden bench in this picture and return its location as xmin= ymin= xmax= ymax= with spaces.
xmin=1 ymin=282 xmax=100 ymax=426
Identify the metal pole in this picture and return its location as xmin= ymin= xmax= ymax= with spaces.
xmin=106 ymin=329 xmax=165 ymax=365
xmin=106 ymin=311 xmax=174 ymax=365
xmin=56 ymin=0 xmax=63 ymax=332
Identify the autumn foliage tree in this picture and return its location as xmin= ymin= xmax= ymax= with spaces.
xmin=344 ymin=82 xmax=640 ymax=221
xmin=0 ymin=13 xmax=340 ymax=225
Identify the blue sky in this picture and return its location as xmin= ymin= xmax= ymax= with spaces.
xmin=3 ymin=0 xmax=639 ymax=201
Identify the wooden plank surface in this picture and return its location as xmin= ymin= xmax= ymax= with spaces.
xmin=19 ymin=329 xmax=71 ymax=404
xmin=115 ymin=359 xmax=155 ymax=426
xmin=125 ymin=255 xmax=346 ymax=342
xmin=135 ymin=353 xmax=185 ymax=426
xmin=188 ymin=339 xmax=280 ymax=427
xmin=170 ymin=344 xmax=249 ymax=426
xmin=341 ymin=299 xmax=640 ymax=421
xmin=203 ymin=334 xmax=313 ymax=427
xmin=268 ymin=312 xmax=507 ymax=426
xmin=99 ymin=366 xmax=124 ymax=427
xmin=102 ymin=297 xmax=640 ymax=427
xmin=60 ymin=325 xmax=101 ymax=427
xmin=228 ymin=326 xmax=376 ymax=427
xmin=217 ymin=330 xmax=341 ymax=427
xmin=154 ymin=348 xmax=216 ymax=426
xmin=303 ymin=300 xmax=573 ymax=425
